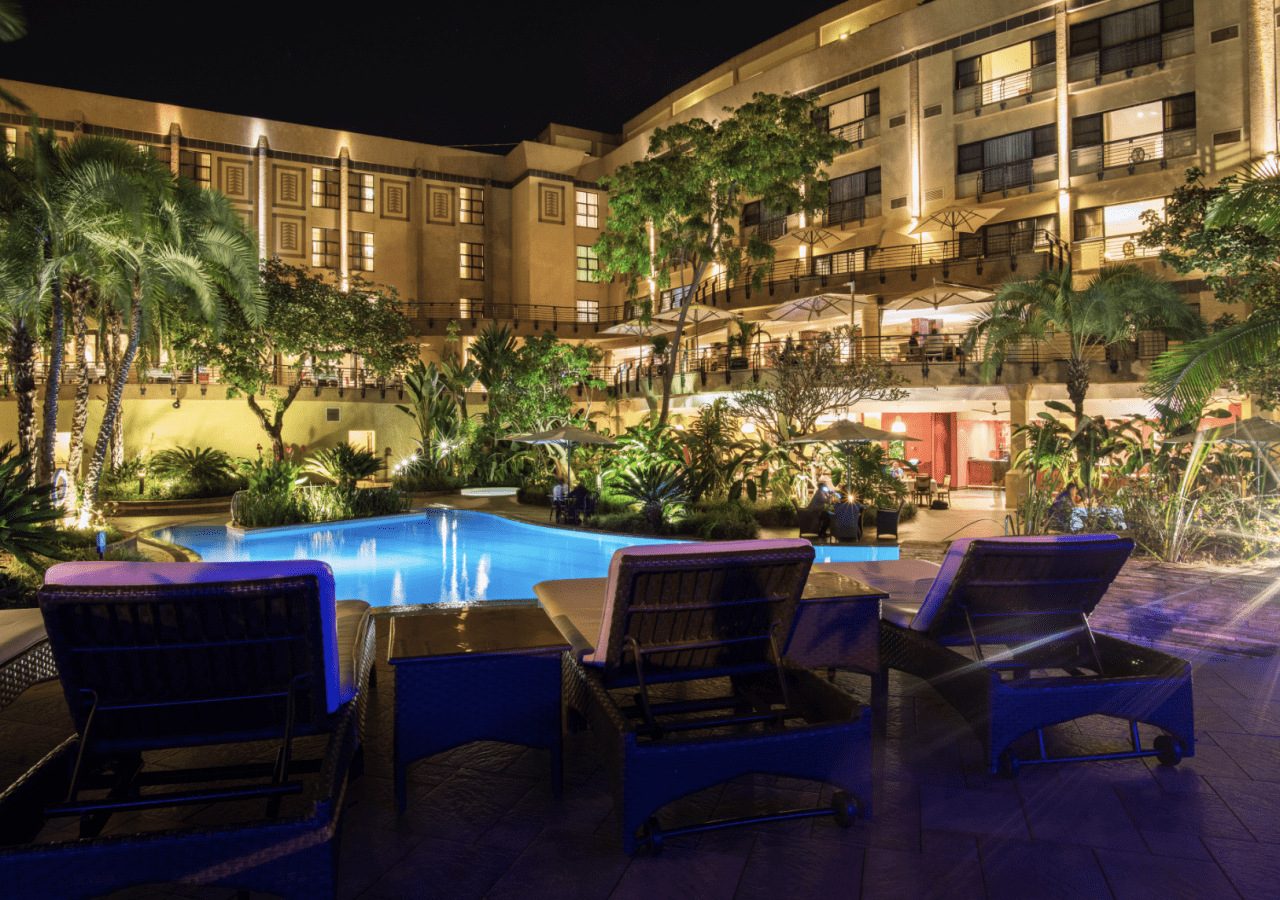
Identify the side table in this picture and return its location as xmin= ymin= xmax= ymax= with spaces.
xmin=388 ymin=602 xmax=570 ymax=814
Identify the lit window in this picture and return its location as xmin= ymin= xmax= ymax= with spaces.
xmin=576 ymin=299 xmax=600 ymax=323
xmin=311 ymin=227 xmax=339 ymax=268
xmin=179 ymin=150 xmax=211 ymax=188
xmin=575 ymin=190 xmax=599 ymax=228
xmin=1074 ymin=198 xmax=1166 ymax=259
xmin=4 ymin=126 xmax=19 ymax=158
xmin=348 ymin=172 xmax=374 ymax=213
xmin=576 ymin=245 xmax=599 ymax=282
xmin=459 ymin=187 xmax=485 ymax=225
xmin=460 ymin=242 xmax=485 ymax=280
xmin=312 ymin=167 xmax=340 ymax=209
xmin=460 ymin=297 xmax=484 ymax=319
xmin=349 ymin=231 xmax=374 ymax=272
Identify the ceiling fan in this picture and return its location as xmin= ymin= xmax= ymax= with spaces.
xmin=969 ymin=402 xmax=1007 ymax=416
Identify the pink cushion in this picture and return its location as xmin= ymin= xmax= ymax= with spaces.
xmin=43 ymin=560 xmax=345 ymax=714
xmin=588 ymin=539 xmax=813 ymax=665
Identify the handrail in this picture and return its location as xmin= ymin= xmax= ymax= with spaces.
xmin=955 ymin=62 xmax=1056 ymax=112
xmin=1067 ymin=28 xmax=1194 ymax=83
xmin=829 ymin=115 xmax=880 ymax=147
xmin=1069 ymin=127 xmax=1195 ymax=176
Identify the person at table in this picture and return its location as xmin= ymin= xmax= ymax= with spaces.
xmin=807 ymin=479 xmax=839 ymax=539
xmin=924 ymin=324 xmax=946 ymax=360
xmin=1049 ymin=482 xmax=1080 ymax=531
xmin=551 ymin=478 xmax=567 ymax=521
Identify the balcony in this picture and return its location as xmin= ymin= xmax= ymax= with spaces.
xmin=1074 ymin=234 xmax=1163 ymax=269
xmin=957 ymin=156 xmax=1057 ymax=200
xmin=824 ymin=194 xmax=882 ymax=229
xmin=1068 ymin=28 xmax=1194 ymax=84
xmin=829 ymin=115 xmax=880 ymax=149
xmin=955 ymin=63 xmax=1056 ymax=114
xmin=757 ymin=216 xmax=788 ymax=242
xmin=1069 ymin=127 xmax=1195 ymax=178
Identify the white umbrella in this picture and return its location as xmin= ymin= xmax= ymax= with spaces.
xmin=599 ymin=319 xmax=675 ymax=337
xmin=788 ymin=419 xmax=919 ymax=495
xmin=909 ymin=205 xmax=1004 ymax=238
xmin=509 ymin=425 xmax=618 ymax=489
xmin=654 ymin=303 xmax=733 ymax=371
xmin=767 ymin=293 xmax=853 ymax=323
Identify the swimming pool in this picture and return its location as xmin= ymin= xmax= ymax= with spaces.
xmin=155 ymin=510 xmax=899 ymax=607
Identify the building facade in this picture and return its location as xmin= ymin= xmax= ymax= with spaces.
xmin=1 ymin=0 xmax=1275 ymax=487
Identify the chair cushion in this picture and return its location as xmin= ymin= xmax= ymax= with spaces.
xmin=44 ymin=560 xmax=346 ymax=714
xmin=0 ymin=608 xmax=48 ymax=665
xmin=335 ymin=600 xmax=371 ymax=706
xmin=535 ymin=577 xmax=607 ymax=659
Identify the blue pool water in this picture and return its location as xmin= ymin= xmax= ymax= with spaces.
xmin=155 ymin=510 xmax=899 ymax=607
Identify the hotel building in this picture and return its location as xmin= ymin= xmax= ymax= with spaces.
xmin=0 ymin=0 xmax=1275 ymax=492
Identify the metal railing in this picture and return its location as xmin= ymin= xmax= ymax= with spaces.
xmin=757 ymin=216 xmax=788 ymax=242
xmin=1075 ymin=235 xmax=1163 ymax=267
xmin=963 ymin=154 xmax=1058 ymax=200
xmin=1067 ymin=28 xmax=1194 ymax=82
xmin=830 ymin=115 xmax=880 ymax=147
xmin=1069 ymin=127 xmax=1195 ymax=177
xmin=955 ymin=63 xmax=1056 ymax=112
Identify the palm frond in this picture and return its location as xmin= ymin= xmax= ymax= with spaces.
xmin=1146 ymin=314 xmax=1280 ymax=408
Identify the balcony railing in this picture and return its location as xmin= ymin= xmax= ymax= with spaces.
xmin=830 ymin=115 xmax=880 ymax=147
xmin=1068 ymin=28 xmax=1194 ymax=83
xmin=757 ymin=216 xmax=788 ymax=242
xmin=825 ymin=194 xmax=882 ymax=228
xmin=1069 ymin=127 xmax=1196 ymax=177
xmin=1075 ymin=234 xmax=1163 ymax=268
xmin=959 ymin=155 xmax=1057 ymax=200
xmin=955 ymin=63 xmax=1056 ymax=112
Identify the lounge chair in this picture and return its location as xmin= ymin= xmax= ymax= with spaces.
xmin=0 ymin=609 xmax=55 ymax=712
xmin=815 ymin=535 xmax=1194 ymax=773
xmin=0 ymin=560 xmax=375 ymax=899
xmin=536 ymin=539 xmax=871 ymax=853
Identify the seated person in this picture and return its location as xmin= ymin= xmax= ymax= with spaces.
xmin=565 ymin=483 xmax=591 ymax=522
xmin=806 ymin=479 xmax=839 ymax=538
xmin=924 ymin=326 xmax=946 ymax=360
xmin=1049 ymin=482 xmax=1081 ymax=532
xmin=551 ymin=479 xmax=568 ymax=521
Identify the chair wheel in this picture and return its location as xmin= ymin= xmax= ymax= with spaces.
xmin=832 ymin=791 xmax=860 ymax=827
xmin=639 ymin=817 xmax=664 ymax=854
xmin=1154 ymin=735 xmax=1183 ymax=767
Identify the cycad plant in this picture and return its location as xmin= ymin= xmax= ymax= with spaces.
xmin=305 ymin=444 xmax=382 ymax=491
xmin=611 ymin=461 xmax=689 ymax=532
xmin=0 ymin=442 xmax=65 ymax=567
xmin=148 ymin=446 xmax=236 ymax=494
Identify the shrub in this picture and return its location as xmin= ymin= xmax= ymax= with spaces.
xmin=680 ymin=501 xmax=760 ymax=540
xmin=350 ymin=487 xmax=410 ymax=518
xmin=587 ymin=510 xmax=654 ymax=534
xmin=609 ymin=462 xmax=689 ymax=532
xmin=149 ymin=447 xmax=240 ymax=495
xmin=394 ymin=460 xmax=462 ymax=493
xmin=240 ymin=457 xmax=306 ymax=495
xmin=231 ymin=490 xmax=300 ymax=527
xmin=306 ymin=444 xmax=383 ymax=490
xmin=233 ymin=485 xmax=408 ymax=527
xmin=0 ymin=443 xmax=66 ymax=567
xmin=752 ymin=496 xmax=797 ymax=528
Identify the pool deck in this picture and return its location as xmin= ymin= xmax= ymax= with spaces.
xmin=7 ymin=491 xmax=1268 ymax=896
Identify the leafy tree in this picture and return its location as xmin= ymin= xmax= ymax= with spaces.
xmin=965 ymin=264 xmax=1201 ymax=426
xmin=730 ymin=326 xmax=907 ymax=444
xmin=1143 ymin=163 xmax=1280 ymax=408
xmin=396 ymin=360 xmax=461 ymax=472
xmin=595 ymin=92 xmax=849 ymax=425
xmin=177 ymin=259 xmax=414 ymax=459
xmin=502 ymin=333 xmax=603 ymax=434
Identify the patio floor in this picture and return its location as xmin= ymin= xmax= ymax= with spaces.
xmin=3 ymin=620 xmax=1280 ymax=899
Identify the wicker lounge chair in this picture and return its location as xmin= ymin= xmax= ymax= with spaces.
xmin=537 ymin=539 xmax=872 ymax=854
xmin=0 ymin=560 xmax=375 ymax=899
xmin=815 ymin=535 xmax=1194 ymax=773
xmin=0 ymin=609 xmax=55 ymax=712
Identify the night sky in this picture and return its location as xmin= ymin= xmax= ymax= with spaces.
xmin=0 ymin=0 xmax=841 ymax=150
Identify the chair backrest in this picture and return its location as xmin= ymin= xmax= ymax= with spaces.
xmin=915 ymin=474 xmax=931 ymax=491
xmin=587 ymin=539 xmax=814 ymax=684
xmin=909 ymin=535 xmax=1133 ymax=642
xmin=942 ymin=474 xmax=951 ymax=489
xmin=40 ymin=561 xmax=343 ymax=748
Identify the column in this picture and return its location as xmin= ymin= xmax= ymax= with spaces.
xmin=1054 ymin=3 xmax=1073 ymax=242
xmin=1248 ymin=0 xmax=1278 ymax=158
xmin=256 ymin=136 xmax=270 ymax=261
xmin=907 ymin=58 xmax=922 ymax=220
xmin=339 ymin=147 xmax=350 ymax=291
xmin=1004 ymin=385 xmax=1031 ymax=510
xmin=168 ymin=124 xmax=181 ymax=176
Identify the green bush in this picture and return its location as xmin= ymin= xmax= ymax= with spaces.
xmin=149 ymin=447 xmax=240 ymax=495
xmin=349 ymin=487 xmax=411 ymax=518
xmin=394 ymin=465 xmax=462 ymax=493
xmin=232 ymin=490 xmax=300 ymax=527
xmin=680 ymin=501 xmax=760 ymax=540
xmin=306 ymin=444 xmax=383 ymax=490
xmin=751 ymin=497 xmax=797 ymax=528
xmin=233 ymin=485 xmax=408 ymax=527
xmin=587 ymin=510 xmax=655 ymax=534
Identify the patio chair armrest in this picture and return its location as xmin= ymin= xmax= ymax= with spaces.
xmin=549 ymin=613 xmax=595 ymax=661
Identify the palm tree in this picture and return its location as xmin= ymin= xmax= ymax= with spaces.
xmin=965 ymin=263 xmax=1202 ymax=425
xmin=79 ymin=160 xmax=262 ymax=521
xmin=1147 ymin=158 xmax=1280 ymax=408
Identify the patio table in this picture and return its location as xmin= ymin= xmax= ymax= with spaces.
xmin=388 ymin=602 xmax=570 ymax=814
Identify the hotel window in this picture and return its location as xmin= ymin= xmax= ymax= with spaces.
xmin=826 ymin=167 xmax=881 ymax=226
xmin=349 ymin=231 xmax=374 ymax=272
xmin=460 ymin=242 xmax=485 ymax=280
xmin=311 ymin=227 xmax=339 ymax=268
xmin=955 ymin=35 xmax=1055 ymax=106
xmin=959 ymin=216 xmax=1057 ymax=258
xmin=348 ymin=172 xmax=374 ymax=213
xmin=1074 ymin=198 xmax=1166 ymax=260
xmin=459 ymin=187 xmax=485 ymax=225
xmin=820 ymin=89 xmax=879 ymax=142
xmin=576 ymin=299 xmax=600 ymax=323
xmin=957 ymin=125 xmax=1056 ymax=192
xmin=1069 ymin=0 xmax=1193 ymax=76
xmin=178 ymin=150 xmax=211 ymax=188
xmin=460 ymin=297 xmax=484 ymax=319
xmin=576 ymin=245 xmax=600 ymax=282
xmin=1072 ymin=94 xmax=1195 ymax=169
xmin=2 ymin=126 xmax=16 ymax=158
xmin=575 ymin=190 xmax=599 ymax=228
xmin=312 ymin=167 xmax=340 ymax=209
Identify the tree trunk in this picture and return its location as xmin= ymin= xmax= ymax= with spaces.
xmin=1066 ymin=356 xmax=1090 ymax=427
xmin=247 ymin=382 xmax=302 ymax=461
xmin=39 ymin=261 xmax=65 ymax=483
xmin=82 ymin=294 xmax=142 ymax=521
xmin=102 ymin=303 xmax=125 ymax=469
xmin=66 ymin=282 xmax=91 ymax=496
xmin=657 ymin=262 xmax=707 ymax=427
xmin=8 ymin=318 xmax=38 ymax=464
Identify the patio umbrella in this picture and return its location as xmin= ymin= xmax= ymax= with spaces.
xmin=509 ymin=426 xmax=618 ymax=490
xmin=598 ymin=319 xmax=674 ymax=338
xmin=788 ymin=419 xmax=919 ymax=495
xmin=654 ymin=302 xmax=733 ymax=370
xmin=767 ymin=293 xmax=854 ymax=323
xmin=909 ymin=205 xmax=1004 ymax=238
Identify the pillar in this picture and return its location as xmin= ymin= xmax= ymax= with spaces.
xmin=256 ymin=136 xmax=270 ymax=261
xmin=1054 ymin=3 xmax=1073 ymax=242
xmin=168 ymin=124 xmax=181 ymax=177
xmin=907 ymin=58 xmax=922 ymax=220
xmin=1248 ymin=0 xmax=1279 ymax=158
xmin=1004 ymin=385 xmax=1031 ymax=510
xmin=339 ymin=147 xmax=350 ymax=291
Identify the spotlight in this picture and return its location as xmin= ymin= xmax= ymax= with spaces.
xmin=172 ymin=399 xmax=181 ymax=409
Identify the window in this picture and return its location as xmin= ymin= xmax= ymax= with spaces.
xmin=1072 ymin=94 xmax=1195 ymax=167
xmin=960 ymin=215 xmax=1056 ymax=257
xmin=312 ymin=167 xmax=340 ymax=209
xmin=2 ymin=126 xmax=15 ymax=158
xmin=827 ymin=167 xmax=881 ymax=225
xmin=576 ymin=299 xmax=600 ymax=323
xmin=348 ymin=172 xmax=374 ymax=213
xmin=349 ymin=231 xmax=374 ymax=271
xmin=460 ymin=297 xmax=484 ymax=319
xmin=820 ymin=89 xmax=880 ymax=140
xmin=1074 ymin=198 xmax=1166 ymax=259
xmin=311 ymin=227 xmax=339 ymax=268
xmin=179 ymin=150 xmax=211 ymax=188
xmin=1069 ymin=0 xmax=1193 ymax=74
xmin=459 ymin=187 xmax=485 ymax=225
xmin=576 ymin=245 xmax=600 ymax=282
xmin=575 ymin=190 xmax=599 ymax=228
xmin=460 ymin=242 xmax=484 ymax=280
